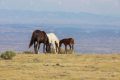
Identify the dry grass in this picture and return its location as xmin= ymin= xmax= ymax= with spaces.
xmin=0 ymin=53 xmax=120 ymax=80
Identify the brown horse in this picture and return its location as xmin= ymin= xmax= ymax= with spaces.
xmin=59 ymin=38 xmax=74 ymax=54
xmin=29 ymin=30 xmax=50 ymax=54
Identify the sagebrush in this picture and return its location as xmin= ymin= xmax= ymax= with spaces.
xmin=0 ymin=51 xmax=16 ymax=60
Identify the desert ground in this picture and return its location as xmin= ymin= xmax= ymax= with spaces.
xmin=0 ymin=53 xmax=120 ymax=80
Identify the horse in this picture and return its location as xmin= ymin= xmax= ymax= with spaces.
xmin=47 ymin=33 xmax=59 ymax=54
xmin=59 ymin=38 xmax=74 ymax=54
xmin=29 ymin=30 xmax=50 ymax=54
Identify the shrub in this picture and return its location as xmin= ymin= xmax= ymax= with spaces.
xmin=0 ymin=51 xmax=16 ymax=60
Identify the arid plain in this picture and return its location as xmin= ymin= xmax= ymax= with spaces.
xmin=0 ymin=53 xmax=120 ymax=80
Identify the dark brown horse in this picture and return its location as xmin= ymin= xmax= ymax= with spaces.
xmin=59 ymin=38 xmax=74 ymax=54
xmin=29 ymin=30 xmax=50 ymax=54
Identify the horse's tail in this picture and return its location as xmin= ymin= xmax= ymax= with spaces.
xmin=29 ymin=33 xmax=34 ymax=48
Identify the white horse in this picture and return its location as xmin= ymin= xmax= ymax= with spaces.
xmin=47 ymin=33 xmax=59 ymax=53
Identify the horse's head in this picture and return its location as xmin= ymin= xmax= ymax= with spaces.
xmin=45 ymin=43 xmax=51 ymax=53
xmin=59 ymin=39 xmax=63 ymax=47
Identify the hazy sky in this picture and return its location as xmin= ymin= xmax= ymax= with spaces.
xmin=0 ymin=0 xmax=120 ymax=16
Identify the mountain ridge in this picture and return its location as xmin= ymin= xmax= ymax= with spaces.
xmin=0 ymin=9 xmax=120 ymax=25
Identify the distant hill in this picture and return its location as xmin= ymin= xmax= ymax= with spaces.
xmin=0 ymin=9 xmax=120 ymax=25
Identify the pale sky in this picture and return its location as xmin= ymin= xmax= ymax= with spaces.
xmin=0 ymin=0 xmax=120 ymax=16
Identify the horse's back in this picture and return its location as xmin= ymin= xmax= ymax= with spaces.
xmin=60 ymin=38 xmax=74 ymax=44
xmin=33 ymin=30 xmax=40 ymax=35
xmin=33 ymin=30 xmax=48 ymax=42
xmin=47 ymin=33 xmax=59 ymax=43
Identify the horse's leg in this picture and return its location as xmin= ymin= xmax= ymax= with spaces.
xmin=34 ymin=42 xmax=36 ymax=54
xmin=37 ymin=43 xmax=41 ymax=54
xmin=36 ymin=41 xmax=39 ymax=54
xmin=49 ymin=43 xmax=52 ymax=53
xmin=65 ymin=45 xmax=67 ymax=54
xmin=53 ymin=43 xmax=56 ymax=54
xmin=55 ymin=43 xmax=57 ymax=53
xmin=55 ymin=42 xmax=58 ymax=54
xmin=56 ymin=46 xmax=58 ymax=53
xmin=59 ymin=42 xmax=62 ymax=54
xmin=38 ymin=43 xmax=40 ymax=50
xmin=69 ymin=44 xmax=72 ymax=54
xmin=34 ymin=41 xmax=38 ymax=54
xmin=58 ymin=47 xmax=60 ymax=54
xmin=43 ymin=43 xmax=46 ymax=53
xmin=69 ymin=44 xmax=72 ymax=50
xmin=57 ymin=43 xmax=59 ymax=53
xmin=46 ymin=44 xmax=50 ymax=53
xmin=58 ymin=44 xmax=61 ymax=54
xmin=45 ymin=44 xmax=48 ymax=53
xmin=71 ymin=44 xmax=74 ymax=53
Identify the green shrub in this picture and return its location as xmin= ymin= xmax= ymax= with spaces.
xmin=0 ymin=51 xmax=16 ymax=60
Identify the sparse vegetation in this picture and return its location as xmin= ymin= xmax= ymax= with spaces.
xmin=49 ymin=48 xmax=74 ymax=54
xmin=23 ymin=51 xmax=33 ymax=54
xmin=0 ymin=51 xmax=16 ymax=60
xmin=0 ymin=53 xmax=120 ymax=80
xmin=59 ymin=48 xmax=74 ymax=54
